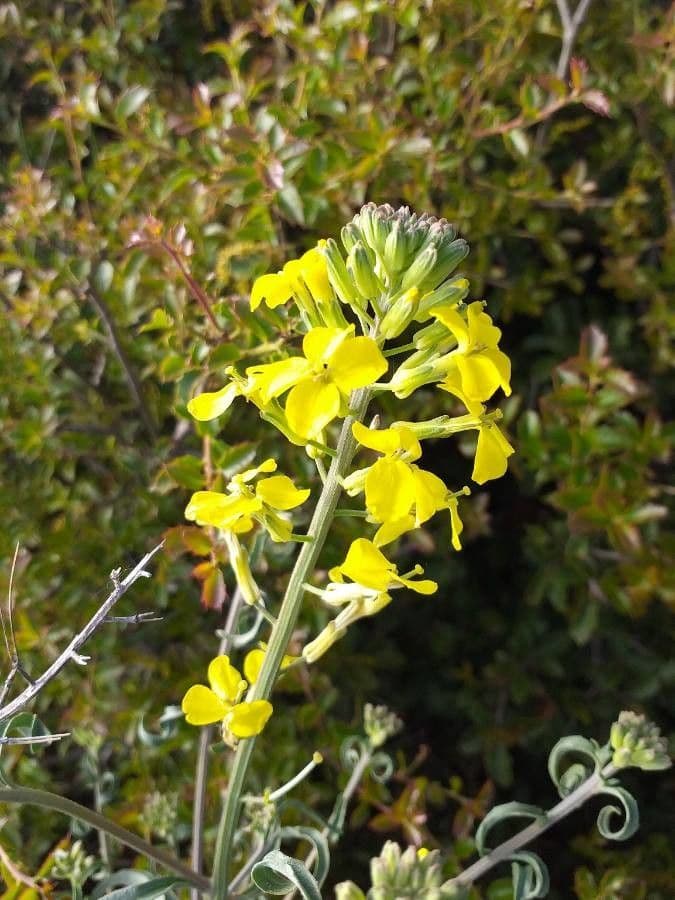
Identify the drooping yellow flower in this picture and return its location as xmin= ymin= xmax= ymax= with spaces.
xmin=246 ymin=326 xmax=387 ymax=441
xmin=181 ymin=655 xmax=273 ymax=740
xmin=329 ymin=538 xmax=437 ymax=595
xmin=185 ymin=458 xmax=310 ymax=542
xmin=472 ymin=421 xmax=515 ymax=484
xmin=349 ymin=422 xmax=468 ymax=550
xmin=433 ymin=302 xmax=511 ymax=404
xmin=302 ymin=581 xmax=392 ymax=664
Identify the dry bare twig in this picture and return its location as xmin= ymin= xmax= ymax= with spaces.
xmin=0 ymin=543 xmax=164 ymax=724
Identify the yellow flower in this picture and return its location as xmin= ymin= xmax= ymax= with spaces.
xmin=250 ymin=244 xmax=346 ymax=328
xmin=329 ymin=538 xmax=437 ymax=595
xmin=433 ymin=302 xmax=511 ymax=404
xmin=350 ymin=422 xmax=468 ymax=550
xmin=181 ymin=655 xmax=273 ymax=740
xmin=246 ymin=326 xmax=387 ymax=441
xmin=184 ymin=458 xmax=310 ymax=542
xmin=472 ymin=421 xmax=515 ymax=484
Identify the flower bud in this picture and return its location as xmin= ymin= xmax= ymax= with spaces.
xmin=413 ymin=320 xmax=457 ymax=352
xmin=223 ymin=532 xmax=262 ymax=606
xmin=348 ymin=241 xmax=384 ymax=300
xmin=364 ymin=703 xmax=403 ymax=749
xmin=610 ymin=711 xmax=671 ymax=771
xmin=414 ymin=275 xmax=470 ymax=321
xmin=383 ymin=220 xmax=408 ymax=274
xmin=401 ymin=244 xmax=438 ymax=291
xmin=334 ymin=884 xmax=366 ymax=900
xmin=388 ymin=360 xmax=438 ymax=398
xmin=323 ymin=238 xmax=360 ymax=308
xmin=380 ymin=287 xmax=420 ymax=339
xmin=341 ymin=222 xmax=360 ymax=253
xmin=418 ymin=238 xmax=469 ymax=291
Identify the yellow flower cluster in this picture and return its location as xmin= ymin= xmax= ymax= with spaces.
xmin=181 ymin=204 xmax=515 ymax=734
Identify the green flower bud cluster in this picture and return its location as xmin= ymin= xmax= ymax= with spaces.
xmin=322 ymin=204 xmax=469 ymax=331
xmin=364 ymin=702 xmax=403 ymax=749
xmin=141 ymin=790 xmax=178 ymax=840
xmin=347 ymin=204 xmax=467 ymax=290
xmin=51 ymin=840 xmax=99 ymax=887
xmin=336 ymin=841 xmax=454 ymax=899
xmin=609 ymin=711 xmax=671 ymax=771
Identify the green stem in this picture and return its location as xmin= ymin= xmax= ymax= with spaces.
xmin=0 ymin=786 xmax=211 ymax=893
xmin=210 ymin=388 xmax=372 ymax=898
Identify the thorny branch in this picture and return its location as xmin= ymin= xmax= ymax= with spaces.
xmin=0 ymin=543 xmax=164 ymax=724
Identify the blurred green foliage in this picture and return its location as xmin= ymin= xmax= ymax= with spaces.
xmin=0 ymin=0 xmax=672 ymax=896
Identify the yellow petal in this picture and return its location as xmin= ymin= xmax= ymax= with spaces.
xmin=352 ymin=420 xmax=402 ymax=455
xmin=243 ymin=648 xmax=264 ymax=685
xmin=467 ymin=301 xmax=502 ymax=349
xmin=411 ymin=468 xmax=448 ymax=524
xmin=226 ymin=700 xmax=273 ymax=738
xmin=431 ymin=306 xmax=469 ymax=349
xmin=208 ymin=655 xmax=245 ymax=703
xmin=352 ymin=422 xmax=422 ymax=459
xmin=182 ymin=685 xmax=228 ymax=725
xmin=472 ymin=423 xmax=515 ymax=484
xmin=333 ymin=538 xmax=395 ymax=591
xmin=327 ymin=336 xmax=388 ymax=393
xmin=299 ymin=247 xmax=332 ymax=302
xmin=185 ymin=491 xmax=260 ymax=528
xmin=365 ymin=458 xmax=416 ymax=523
xmin=256 ymin=475 xmax=310 ymax=510
xmin=373 ymin=515 xmax=417 ymax=547
xmin=246 ymin=357 xmax=313 ymax=404
xmin=251 ymin=272 xmax=293 ymax=310
xmin=285 ymin=379 xmax=341 ymax=440
xmin=484 ymin=348 xmax=511 ymax=396
xmin=187 ymin=383 xmax=239 ymax=421
xmin=238 ymin=458 xmax=277 ymax=483
xmin=395 ymin=574 xmax=438 ymax=595
xmin=448 ymin=496 xmax=464 ymax=552
xmin=302 ymin=326 xmax=351 ymax=366
xmin=437 ymin=367 xmax=485 ymax=417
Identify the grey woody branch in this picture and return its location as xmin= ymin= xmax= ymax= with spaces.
xmin=0 ymin=543 xmax=164 ymax=723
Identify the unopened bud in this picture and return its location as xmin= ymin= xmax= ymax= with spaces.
xmin=334 ymin=884 xmax=366 ymax=900
xmin=341 ymin=223 xmax=360 ymax=253
xmin=415 ymin=275 xmax=470 ymax=321
xmin=419 ymin=238 xmax=469 ymax=291
xmin=348 ymin=241 xmax=384 ymax=300
xmin=401 ymin=244 xmax=438 ymax=291
xmin=413 ymin=320 xmax=456 ymax=352
xmin=323 ymin=238 xmax=360 ymax=307
xmin=380 ymin=287 xmax=420 ymax=339
xmin=383 ymin=220 xmax=408 ymax=274
xmin=223 ymin=532 xmax=262 ymax=606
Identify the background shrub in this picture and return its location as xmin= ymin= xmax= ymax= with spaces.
xmin=0 ymin=0 xmax=672 ymax=895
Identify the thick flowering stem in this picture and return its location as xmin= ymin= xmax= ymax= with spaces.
xmin=211 ymin=388 xmax=372 ymax=898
